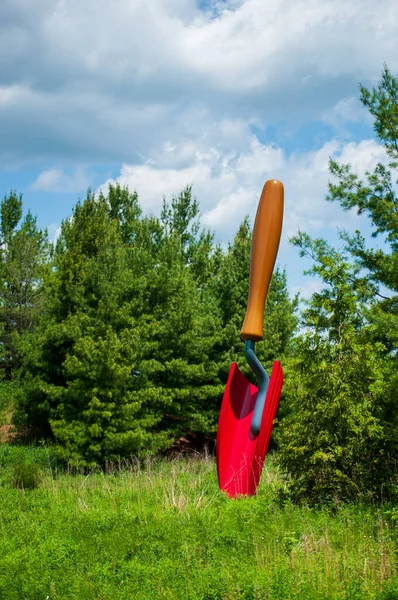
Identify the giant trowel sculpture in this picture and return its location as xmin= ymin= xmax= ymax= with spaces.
xmin=216 ymin=180 xmax=284 ymax=497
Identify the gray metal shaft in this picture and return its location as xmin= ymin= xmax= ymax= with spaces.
xmin=244 ymin=340 xmax=269 ymax=436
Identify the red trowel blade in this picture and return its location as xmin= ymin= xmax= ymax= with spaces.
xmin=216 ymin=361 xmax=284 ymax=497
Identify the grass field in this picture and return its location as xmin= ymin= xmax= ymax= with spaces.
xmin=0 ymin=446 xmax=398 ymax=600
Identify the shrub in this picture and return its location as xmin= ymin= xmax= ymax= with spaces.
xmin=10 ymin=456 xmax=42 ymax=489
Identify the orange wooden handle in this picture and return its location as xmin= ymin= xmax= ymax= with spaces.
xmin=240 ymin=180 xmax=284 ymax=341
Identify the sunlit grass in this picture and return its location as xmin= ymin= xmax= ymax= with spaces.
xmin=0 ymin=449 xmax=397 ymax=599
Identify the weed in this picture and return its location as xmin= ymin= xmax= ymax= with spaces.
xmin=0 ymin=452 xmax=397 ymax=599
xmin=10 ymin=456 xmax=42 ymax=489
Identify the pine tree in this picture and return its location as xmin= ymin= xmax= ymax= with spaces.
xmin=278 ymin=65 xmax=398 ymax=503
xmin=16 ymin=185 xmax=226 ymax=461
xmin=132 ymin=186 xmax=224 ymax=443
xmin=16 ymin=189 xmax=169 ymax=464
xmin=327 ymin=65 xmax=398 ymax=365
xmin=0 ymin=191 xmax=50 ymax=380
xmin=278 ymin=235 xmax=392 ymax=503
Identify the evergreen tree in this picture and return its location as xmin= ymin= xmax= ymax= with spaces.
xmin=327 ymin=65 xmax=398 ymax=366
xmin=0 ymin=191 xmax=50 ymax=380
xmin=132 ymin=187 xmax=224 ymax=442
xmin=278 ymin=235 xmax=393 ymax=503
xmin=16 ymin=189 xmax=168 ymax=464
xmin=15 ymin=183 xmax=297 ymax=462
xmin=16 ymin=185 xmax=226 ymax=461
xmin=279 ymin=65 xmax=398 ymax=503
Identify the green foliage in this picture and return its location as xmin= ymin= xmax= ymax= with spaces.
xmin=9 ymin=456 xmax=42 ymax=489
xmin=0 ymin=191 xmax=51 ymax=380
xmin=0 ymin=380 xmax=19 ymax=414
xmin=359 ymin=64 xmax=398 ymax=163
xmin=15 ymin=188 xmax=164 ymax=465
xmin=279 ymin=236 xmax=396 ymax=503
xmin=7 ymin=172 xmax=297 ymax=464
xmin=279 ymin=65 xmax=398 ymax=504
xmin=327 ymin=66 xmax=397 ymax=324
xmin=0 ymin=443 xmax=57 ymax=470
xmin=0 ymin=455 xmax=396 ymax=599
xmin=17 ymin=184 xmax=295 ymax=464
xmin=0 ymin=444 xmax=60 ymax=488
xmin=130 ymin=186 xmax=225 ymax=442
xmin=0 ymin=190 xmax=22 ymax=240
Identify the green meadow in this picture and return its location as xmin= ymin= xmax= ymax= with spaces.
xmin=0 ymin=447 xmax=398 ymax=600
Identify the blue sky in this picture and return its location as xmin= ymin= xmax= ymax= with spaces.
xmin=1 ymin=0 xmax=397 ymax=298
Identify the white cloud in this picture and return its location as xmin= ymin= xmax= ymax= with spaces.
xmin=290 ymin=277 xmax=325 ymax=302
xmin=0 ymin=85 xmax=26 ymax=106
xmin=31 ymin=167 xmax=92 ymax=193
xmin=0 ymin=0 xmax=397 ymax=166
xmin=99 ymin=132 xmax=388 ymax=247
xmin=204 ymin=187 xmax=254 ymax=230
xmin=323 ymin=96 xmax=370 ymax=125
xmin=46 ymin=222 xmax=62 ymax=243
xmin=2 ymin=0 xmax=397 ymax=297
xmin=338 ymin=139 xmax=388 ymax=176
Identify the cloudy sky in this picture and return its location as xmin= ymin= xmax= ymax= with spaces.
xmin=1 ymin=0 xmax=397 ymax=297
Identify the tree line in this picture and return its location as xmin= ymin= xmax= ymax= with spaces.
xmin=1 ymin=181 xmax=297 ymax=464
xmin=1 ymin=65 xmax=397 ymax=504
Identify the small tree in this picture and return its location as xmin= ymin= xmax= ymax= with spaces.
xmin=16 ymin=185 xmax=225 ymax=461
xmin=16 ymin=188 xmax=168 ymax=465
xmin=278 ymin=235 xmax=394 ymax=503
xmin=279 ymin=66 xmax=398 ymax=503
xmin=0 ymin=191 xmax=50 ymax=380
xmin=327 ymin=64 xmax=398 ymax=368
xmin=132 ymin=186 xmax=224 ymax=442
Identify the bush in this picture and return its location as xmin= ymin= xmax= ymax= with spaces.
xmin=278 ymin=330 xmax=397 ymax=504
xmin=0 ymin=380 xmax=19 ymax=413
xmin=0 ymin=444 xmax=63 ymax=488
xmin=10 ymin=457 xmax=42 ymax=489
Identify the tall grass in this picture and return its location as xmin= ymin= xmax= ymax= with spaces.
xmin=0 ymin=448 xmax=398 ymax=599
